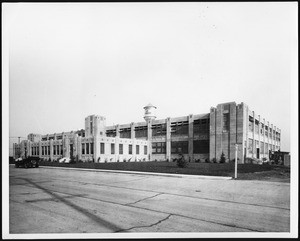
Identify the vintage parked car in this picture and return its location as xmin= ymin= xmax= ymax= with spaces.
xmin=15 ymin=156 xmax=40 ymax=168
xmin=58 ymin=157 xmax=71 ymax=163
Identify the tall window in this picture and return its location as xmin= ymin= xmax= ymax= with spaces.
xmin=152 ymin=142 xmax=166 ymax=154
xmin=111 ymin=143 xmax=115 ymax=154
xmin=223 ymin=113 xmax=230 ymax=131
xmin=90 ymin=143 xmax=94 ymax=155
xmin=255 ymin=121 xmax=259 ymax=134
xmin=90 ymin=121 xmax=93 ymax=135
xmin=129 ymin=144 xmax=132 ymax=154
xmin=260 ymin=142 xmax=264 ymax=154
xmin=249 ymin=116 xmax=254 ymax=132
xmin=100 ymin=143 xmax=105 ymax=154
xmin=82 ymin=144 xmax=85 ymax=154
xmin=119 ymin=144 xmax=123 ymax=154
xmin=248 ymin=139 xmax=253 ymax=154
xmin=86 ymin=143 xmax=89 ymax=154
xmin=144 ymin=145 xmax=147 ymax=155
xmin=54 ymin=145 xmax=56 ymax=155
xmin=48 ymin=146 xmax=50 ymax=155
xmin=265 ymin=143 xmax=268 ymax=154
xmin=136 ymin=145 xmax=140 ymax=154
xmin=60 ymin=145 xmax=63 ymax=155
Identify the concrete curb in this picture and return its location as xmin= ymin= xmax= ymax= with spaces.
xmin=38 ymin=165 xmax=233 ymax=180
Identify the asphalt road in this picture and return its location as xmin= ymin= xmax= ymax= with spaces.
xmin=9 ymin=165 xmax=290 ymax=234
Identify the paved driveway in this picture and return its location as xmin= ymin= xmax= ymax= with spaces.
xmin=9 ymin=165 xmax=290 ymax=234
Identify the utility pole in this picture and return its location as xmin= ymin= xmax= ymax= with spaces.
xmin=235 ymin=144 xmax=238 ymax=179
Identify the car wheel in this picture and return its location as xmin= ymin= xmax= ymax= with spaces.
xmin=35 ymin=164 xmax=39 ymax=168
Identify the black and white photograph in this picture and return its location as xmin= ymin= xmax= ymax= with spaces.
xmin=2 ymin=2 xmax=298 ymax=239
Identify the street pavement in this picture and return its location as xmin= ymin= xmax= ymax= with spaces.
xmin=9 ymin=165 xmax=290 ymax=234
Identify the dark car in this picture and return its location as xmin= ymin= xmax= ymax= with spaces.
xmin=15 ymin=156 xmax=40 ymax=168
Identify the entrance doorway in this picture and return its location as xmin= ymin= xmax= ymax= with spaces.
xmin=70 ymin=144 xmax=73 ymax=159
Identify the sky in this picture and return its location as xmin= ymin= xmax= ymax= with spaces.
xmin=3 ymin=2 xmax=298 ymax=155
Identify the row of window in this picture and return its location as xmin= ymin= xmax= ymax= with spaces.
xmin=248 ymin=138 xmax=278 ymax=154
xmin=106 ymin=119 xmax=210 ymax=138
xmin=99 ymin=143 xmax=148 ymax=155
xmin=152 ymin=141 xmax=209 ymax=154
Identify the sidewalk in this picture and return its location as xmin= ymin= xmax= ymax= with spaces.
xmin=39 ymin=165 xmax=233 ymax=180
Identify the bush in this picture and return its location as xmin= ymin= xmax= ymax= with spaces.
xmin=205 ymin=158 xmax=210 ymax=163
xmin=220 ymin=152 xmax=226 ymax=163
xmin=195 ymin=159 xmax=200 ymax=163
xmin=176 ymin=154 xmax=188 ymax=168
xmin=211 ymin=158 xmax=217 ymax=163
xmin=245 ymin=157 xmax=255 ymax=164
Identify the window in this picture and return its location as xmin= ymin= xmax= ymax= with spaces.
xmin=48 ymin=146 xmax=50 ymax=155
xmin=100 ymin=143 xmax=105 ymax=154
xmin=120 ymin=128 xmax=131 ymax=138
xmin=86 ymin=143 xmax=89 ymax=154
xmin=111 ymin=143 xmax=115 ymax=154
xmin=248 ymin=139 xmax=253 ymax=154
xmin=144 ymin=145 xmax=147 ymax=155
xmin=129 ymin=144 xmax=132 ymax=154
xmin=90 ymin=121 xmax=93 ymax=135
xmin=223 ymin=113 xmax=230 ymax=131
xmin=106 ymin=130 xmax=116 ymax=137
xmin=135 ymin=126 xmax=148 ymax=138
xmin=193 ymin=140 xmax=209 ymax=154
xmin=119 ymin=144 xmax=123 ymax=154
xmin=193 ymin=119 xmax=209 ymax=135
xmin=82 ymin=143 xmax=85 ymax=154
xmin=152 ymin=124 xmax=166 ymax=136
xmin=54 ymin=145 xmax=56 ymax=155
xmin=152 ymin=142 xmax=166 ymax=154
xmin=265 ymin=143 xmax=268 ymax=154
xmin=136 ymin=145 xmax=140 ymax=154
xmin=90 ymin=143 xmax=94 ymax=155
xmin=60 ymin=145 xmax=63 ymax=155
xmin=171 ymin=141 xmax=188 ymax=154
xmin=260 ymin=142 xmax=264 ymax=154
xmin=171 ymin=121 xmax=188 ymax=136
xmin=248 ymin=116 xmax=254 ymax=132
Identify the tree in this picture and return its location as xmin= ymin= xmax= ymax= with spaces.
xmin=220 ymin=152 xmax=226 ymax=163
xmin=177 ymin=153 xmax=188 ymax=168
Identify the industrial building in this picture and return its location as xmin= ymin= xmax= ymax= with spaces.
xmin=12 ymin=101 xmax=281 ymax=163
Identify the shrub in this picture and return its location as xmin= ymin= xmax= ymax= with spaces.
xmin=220 ymin=152 xmax=226 ymax=163
xmin=211 ymin=158 xmax=217 ymax=163
xmin=245 ymin=157 xmax=255 ymax=164
xmin=123 ymin=158 xmax=126 ymax=162
xmin=154 ymin=159 xmax=157 ymax=162
xmin=195 ymin=159 xmax=200 ymax=163
xmin=176 ymin=153 xmax=188 ymax=168
xmin=205 ymin=158 xmax=210 ymax=163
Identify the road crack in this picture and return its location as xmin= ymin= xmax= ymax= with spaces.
xmin=115 ymin=214 xmax=172 ymax=232
xmin=126 ymin=193 xmax=162 ymax=205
